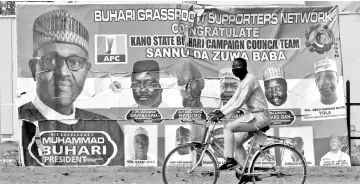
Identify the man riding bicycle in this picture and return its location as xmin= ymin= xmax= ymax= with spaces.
xmin=208 ymin=58 xmax=271 ymax=178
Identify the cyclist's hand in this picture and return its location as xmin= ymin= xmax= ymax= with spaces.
xmin=209 ymin=112 xmax=225 ymax=123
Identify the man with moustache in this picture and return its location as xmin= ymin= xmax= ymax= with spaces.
xmin=18 ymin=9 xmax=124 ymax=166
xmin=175 ymin=126 xmax=191 ymax=155
xmin=263 ymin=68 xmax=288 ymax=107
xmin=320 ymin=134 xmax=351 ymax=166
xmin=314 ymin=58 xmax=339 ymax=105
xmin=130 ymin=60 xmax=170 ymax=108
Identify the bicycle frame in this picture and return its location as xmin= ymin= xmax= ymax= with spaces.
xmin=189 ymin=119 xmax=307 ymax=178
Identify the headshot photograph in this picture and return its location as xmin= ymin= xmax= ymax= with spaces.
xmin=290 ymin=137 xmax=305 ymax=162
xmin=263 ymin=67 xmax=288 ymax=107
xmin=164 ymin=125 xmax=193 ymax=162
xmin=18 ymin=9 xmax=124 ymax=166
xmin=125 ymin=125 xmax=157 ymax=166
xmin=320 ymin=134 xmax=351 ymax=166
xmin=314 ymin=58 xmax=339 ymax=105
xmin=130 ymin=60 xmax=164 ymax=108
xmin=219 ymin=67 xmax=240 ymax=106
xmin=279 ymin=126 xmax=315 ymax=166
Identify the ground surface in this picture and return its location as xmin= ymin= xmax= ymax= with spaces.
xmin=0 ymin=166 xmax=359 ymax=184
xmin=0 ymin=142 xmax=359 ymax=184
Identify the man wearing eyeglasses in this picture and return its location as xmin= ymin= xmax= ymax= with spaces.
xmin=18 ymin=9 xmax=124 ymax=166
xmin=130 ymin=60 xmax=168 ymax=108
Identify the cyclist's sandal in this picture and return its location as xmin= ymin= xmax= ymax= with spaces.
xmin=218 ymin=158 xmax=238 ymax=171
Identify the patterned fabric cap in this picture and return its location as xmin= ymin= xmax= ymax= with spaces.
xmin=263 ymin=67 xmax=285 ymax=81
xmin=219 ymin=68 xmax=237 ymax=79
xmin=135 ymin=127 xmax=148 ymax=136
xmin=33 ymin=9 xmax=89 ymax=56
xmin=314 ymin=58 xmax=337 ymax=74
xmin=176 ymin=126 xmax=191 ymax=138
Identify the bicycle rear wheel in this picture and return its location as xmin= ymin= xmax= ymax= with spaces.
xmin=162 ymin=143 xmax=219 ymax=184
xmin=249 ymin=143 xmax=306 ymax=184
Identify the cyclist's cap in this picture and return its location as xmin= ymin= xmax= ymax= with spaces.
xmin=135 ymin=127 xmax=148 ymax=137
xmin=219 ymin=68 xmax=237 ymax=80
xmin=263 ymin=67 xmax=285 ymax=81
xmin=314 ymin=58 xmax=337 ymax=74
xmin=176 ymin=126 xmax=191 ymax=138
xmin=132 ymin=60 xmax=160 ymax=79
xmin=33 ymin=9 xmax=89 ymax=56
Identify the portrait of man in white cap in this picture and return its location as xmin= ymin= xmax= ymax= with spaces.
xmin=314 ymin=58 xmax=339 ymax=105
xmin=176 ymin=61 xmax=205 ymax=108
xmin=219 ymin=68 xmax=240 ymax=106
xmin=263 ymin=68 xmax=288 ymax=106
xmin=18 ymin=9 xmax=124 ymax=166
xmin=175 ymin=126 xmax=191 ymax=155
xmin=132 ymin=127 xmax=153 ymax=160
xmin=320 ymin=134 xmax=350 ymax=166
xmin=130 ymin=60 xmax=165 ymax=108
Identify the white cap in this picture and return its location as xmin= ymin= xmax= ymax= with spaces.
xmin=135 ymin=127 xmax=148 ymax=136
xmin=263 ymin=68 xmax=285 ymax=81
xmin=219 ymin=68 xmax=237 ymax=79
xmin=314 ymin=58 xmax=337 ymax=74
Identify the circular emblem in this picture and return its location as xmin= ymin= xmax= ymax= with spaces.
xmin=305 ymin=24 xmax=335 ymax=54
xmin=110 ymin=81 xmax=122 ymax=93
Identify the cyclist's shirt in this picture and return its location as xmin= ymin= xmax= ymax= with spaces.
xmin=220 ymin=73 xmax=268 ymax=116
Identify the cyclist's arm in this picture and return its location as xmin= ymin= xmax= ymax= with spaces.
xmin=220 ymin=77 xmax=254 ymax=116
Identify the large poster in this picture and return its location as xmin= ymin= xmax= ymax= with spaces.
xmin=16 ymin=3 xmax=348 ymax=166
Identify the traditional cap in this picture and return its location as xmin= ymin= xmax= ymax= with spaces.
xmin=176 ymin=126 xmax=191 ymax=138
xmin=314 ymin=58 xmax=337 ymax=74
xmin=132 ymin=60 xmax=160 ymax=79
xmin=263 ymin=68 xmax=285 ymax=81
xmin=219 ymin=68 xmax=237 ymax=79
xmin=212 ymin=127 xmax=224 ymax=139
xmin=135 ymin=127 xmax=148 ymax=136
xmin=33 ymin=9 xmax=89 ymax=56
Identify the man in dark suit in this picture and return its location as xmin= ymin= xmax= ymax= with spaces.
xmin=19 ymin=9 xmax=124 ymax=166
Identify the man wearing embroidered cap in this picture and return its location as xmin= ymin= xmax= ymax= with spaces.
xmin=18 ymin=9 xmax=124 ymax=166
xmin=219 ymin=68 xmax=240 ymax=106
xmin=263 ymin=67 xmax=288 ymax=106
xmin=132 ymin=127 xmax=153 ymax=160
xmin=175 ymin=126 xmax=191 ymax=155
xmin=314 ymin=58 xmax=339 ymax=105
xmin=131 ymin=60 xmax=164 ymax=108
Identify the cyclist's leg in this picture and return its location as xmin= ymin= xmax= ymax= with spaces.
xmin=234 ymin=132 xmax=252 ymax=166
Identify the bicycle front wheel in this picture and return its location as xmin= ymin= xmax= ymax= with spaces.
xmin=162 ymin=143 xmax=219 ymax=184
xmin=249 ymin=143 xmax=306 ymax=184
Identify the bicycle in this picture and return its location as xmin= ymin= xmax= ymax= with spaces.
xmin=162 ymin=117 xmax=307 ymax=184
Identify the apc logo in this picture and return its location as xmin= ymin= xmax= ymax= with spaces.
xmin=95 ymin=34 xmax=128 ymax=64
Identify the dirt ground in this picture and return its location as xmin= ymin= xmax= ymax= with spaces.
xmin=0 ymin=142 xmax=359 ymax=184
xmin=0 ymin=166 xmax=358 ymax=184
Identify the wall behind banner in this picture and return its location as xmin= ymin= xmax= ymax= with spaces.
xmin=2 ymin=2 xmax=359 ymax=167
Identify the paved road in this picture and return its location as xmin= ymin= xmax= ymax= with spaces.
xmin=0 ymin=166 xmax=359 ymax=184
